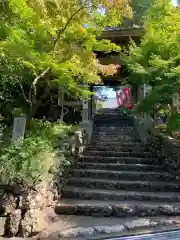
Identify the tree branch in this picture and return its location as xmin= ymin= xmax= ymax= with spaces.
xmin=19 ymin=83 xmax=32 ymax=104
xmin=126 ymin=0 xmax=132 ymax=7
xmin=26 ymin=67 xmax=52 ymax=117
xmin=53 ymin=6 xmax=86 ymax=48
xmin=28 ymin=2 xmax=88 ymax=116
xmin=32 ymin=67 xmax=51 ymax=103
xmin=33 ymin=67 xmax=51 ymax=88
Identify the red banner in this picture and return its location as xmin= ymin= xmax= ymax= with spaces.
xmin=123 ymin=88 xmax=132 ymax=110
xmin=117 ymin=88 xmax=133 ymax=110
xmin=116 ymin=91 xmax=124 ymax=107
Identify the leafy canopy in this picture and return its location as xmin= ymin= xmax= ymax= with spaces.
xmin=0 ymin=0 xmax=131 ymax=85
xmin=0 ymin=0 xmax=132 ymax=117
xmin=126 ymin=0 xmax=180 ymax=123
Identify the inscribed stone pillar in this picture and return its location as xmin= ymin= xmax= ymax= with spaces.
xmin=82 ymin=85 xmax=89 ymax=124
xmin=91 ymin=94 xmax=96 ymax=118
xmin=12 ymin=116 xmax=26 ymax=142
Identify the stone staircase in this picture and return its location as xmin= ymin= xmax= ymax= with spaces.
xmin=55 ymin=108 xmax=180 ymax=217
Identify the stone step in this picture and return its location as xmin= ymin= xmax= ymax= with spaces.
xmin=94 ymin=121 xmax=133 ymax=125
xmin=91 ymin=140 xmax=141 ymax=146
xmin=93 ymin=129 xmax=136 ymax=133
xmin=95 ymin=116 xmax=130 ymax=118
xmin=93 ymin=127 xmax=135 ymax=131
xmin=94 ymin=115 xmax=129 ymax=118
xmin=84 ymin=151 xmax=153 ymax=158
xmin=92 ymin=132 xmax=137 ymax=137
xmin=94 ymin=126 xmax=134 ymax=130
xmin=94 ymin=120 xmax=133 ymax=124
xmin=91 ymin=137 xmax=141 ymax=142
xmin=95 ymin=117 xmax=123 ymax=119
xmin=94 ymin=117 xmax=130 ymax=121
xmin=92 ymin=130 xmax=137 ymax=134
xmin=67 ymin=177 xmax=180 ymax=192
xmin=92 ymin=134 xmax=138 ymax=138
xmin=93 ymin=132 xmax=138 ymax=136
xmin=86 ymin=146 xmax=150 ymax=152
xmin=76 ymin=162 xmax=164 ymax=172
xmin=63 ymin=186 xmax=180 ymax=202
xmin=55 ymin=199 xmax=180 ymax=217
xmin=81 ymin=156 xmax=156 ymax=164
xmin=94 ymin=120 xmax=131 ymax=123
xmin=94 ymin=116 xmax=131 ymax=119
xmin=91 ymin=142 xmax=143 ymax=147
xmin=91 ymin=141 xmax=141 ymax=145
xmin=94 ymin=124 xmax=134 ymax=127
xmin=71 ymin=169 xmax=176 ymax=182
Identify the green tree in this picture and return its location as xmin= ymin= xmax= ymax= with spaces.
xmin=93 ymin=86 xmax=108 ymax=101
xmin=0 ymin=0 xmax=132 ymax=119
xmin=130 ymin=0 xmax=154 ymax=25
xmin=120 ymin=0 xmax=154 ymax=26
xmin=126 ymin=0 xmax=180 ymax=133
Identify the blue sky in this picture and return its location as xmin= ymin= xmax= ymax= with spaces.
xmin=106 ymin=88 xmax=116 ymax=98
xmin=172 ymin=0 xmax=177 ymax=5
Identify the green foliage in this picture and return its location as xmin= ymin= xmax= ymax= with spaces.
xmin=0 ymin=0 xmax=137 ymax=190
xmin=96 ymin=101 xmax=104 ymax=109
xmin=167 ymin=112 xmax=180 ymax=133
xmin=154 ymin=123 xmax=167 ymax=133
xmin=131 ymin=0 xmax=154 ymax=25
xmin=126 ymin=0 xmax=180 ymax=132
xmin=136 ymin=84 xmax=174 ymax=113
xmin=0 ymin=120 xmax=78 ymax=188
xmin=0 ymin=0 xmax=128 ymax=119
xmin=94 ymin=86 xmax=108 ymax=101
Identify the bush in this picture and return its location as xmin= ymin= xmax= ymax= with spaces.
xmin=0 ymin=119 xmax=79 ymax=189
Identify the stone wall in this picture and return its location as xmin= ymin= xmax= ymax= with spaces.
xmin=134 ymin=116 xmax=180 ymax=173
xmin=0 ymin=128 xmax=88 ymax=238
xmin=0 ymin=181 xmax=58 ymax=238
xmin=147 ymin=128 xmax=180 ymax=172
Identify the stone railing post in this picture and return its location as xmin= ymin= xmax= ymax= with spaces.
xmin=134 ymin=84 xmax=153 ymax=143
xmin=80 ymin=84 xmax=93 ymax=144
xmin=70 ymin=128 xmax=88 ymax=160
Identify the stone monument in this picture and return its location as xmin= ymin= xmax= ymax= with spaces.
xmin=12 ymin=116 xmax=26 ymax=142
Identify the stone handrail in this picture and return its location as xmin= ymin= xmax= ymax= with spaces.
xmin=133 ymin=113 xmax=180 ymax=173
xmin=133 ymin=114 xmax=155 ymax=143
xmin=70 ymin=128 xmax=88 ymax=160
xmin=147 ymin=128 xmax=180 ymax=172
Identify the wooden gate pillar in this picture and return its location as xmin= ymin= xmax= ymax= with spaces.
xmin=82 ymin=85 xmax=89 ymax=124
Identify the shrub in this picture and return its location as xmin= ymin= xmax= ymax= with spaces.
xmin=0 ymin=119 xmax=79 ymax=189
